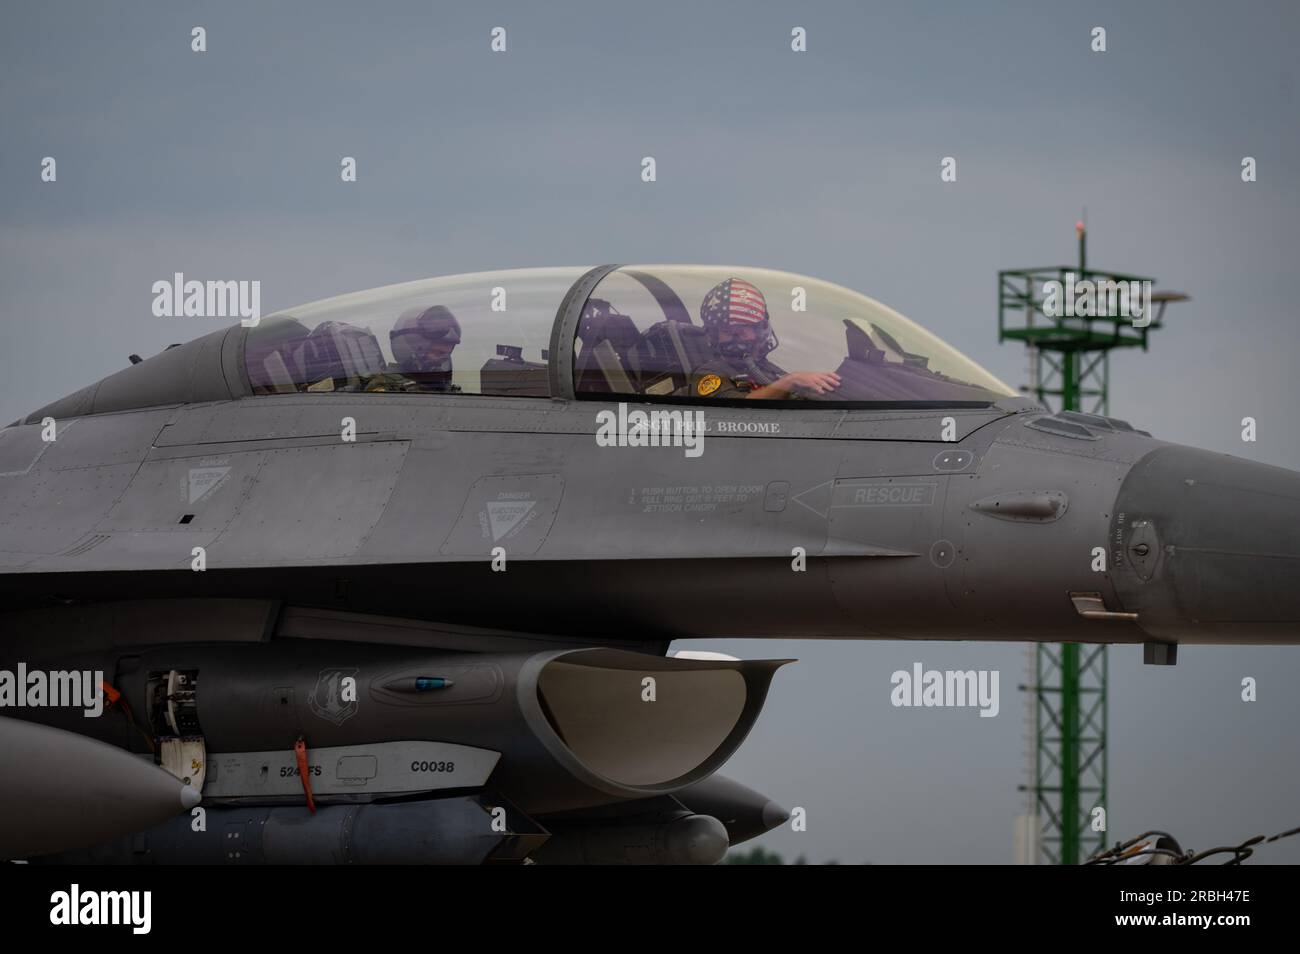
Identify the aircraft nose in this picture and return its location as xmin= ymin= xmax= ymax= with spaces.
xmin=1112 ymin=445 xmax=1300 ymax=643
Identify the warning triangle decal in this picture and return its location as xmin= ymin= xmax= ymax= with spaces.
xmin=486 ymin=499 xmax=536 ymax=542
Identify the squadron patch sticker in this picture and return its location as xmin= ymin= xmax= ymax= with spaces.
xmin=696 ymin=373 xmax=723 ymax=396
xmin=309 ymin=667 xmax=359 ymax=726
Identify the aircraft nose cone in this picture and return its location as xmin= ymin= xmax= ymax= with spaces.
xmin=1113 ymin=445 xmax=1300 ymax=642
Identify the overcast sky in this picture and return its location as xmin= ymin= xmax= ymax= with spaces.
xmin=2 ymin=0 xmax=1298 ymax=863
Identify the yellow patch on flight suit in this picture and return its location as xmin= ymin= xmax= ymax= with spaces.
xmin=696 ymin=373 xmax=723 ymax=396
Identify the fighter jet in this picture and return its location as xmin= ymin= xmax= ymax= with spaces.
xmin=2 ymin=264 xmax=1297 ymax=864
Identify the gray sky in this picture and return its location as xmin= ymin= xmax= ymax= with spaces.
xmin=2 ymin=0 xmax=1298 ymax=863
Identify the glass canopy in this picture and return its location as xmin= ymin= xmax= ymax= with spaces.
xmin=573 ymin=266 xmax=1014 ymax=404
xmin=245 ymin=268 xmax=585 ymax=397
xmin=243 ymin=265 xmax=1014 ymax=405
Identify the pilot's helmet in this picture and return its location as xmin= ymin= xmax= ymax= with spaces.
xmin=391 ymin=305 xmax=462 ymax=377
xmin=700 ymin=277 xmax=778 ymax=361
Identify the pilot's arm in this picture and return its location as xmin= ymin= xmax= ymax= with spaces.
xmin=745 ymin=370 xmax=842 ymax=399
xmin=680 ymin=365 xmax=842 ymax=400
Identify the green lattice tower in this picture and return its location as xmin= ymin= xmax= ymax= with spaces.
xmin=998 ymin=224 xmax=1181 ymax=864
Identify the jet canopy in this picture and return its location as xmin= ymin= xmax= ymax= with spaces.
xmin=22 ymin=265 xmax=1014 ymax=425
xmin=243 ymin=265 xmax=1013 ymax=406
xmin=244 ymin=267 xmax=582 ymax=399
xmin=571 ymin=265 xmax=1014 ymax=404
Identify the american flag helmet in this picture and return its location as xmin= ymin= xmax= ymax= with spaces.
xmin=700 ymin=277 xmax=778 ymax=358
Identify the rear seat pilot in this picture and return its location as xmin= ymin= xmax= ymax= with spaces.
xmin=371 ymin=305 xmax=463 ymax=393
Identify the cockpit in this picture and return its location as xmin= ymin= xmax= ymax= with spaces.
xmin=19 ymin=265 xmax=1015 ymax=426
xmin=244 ymin=268 xmax=578 ymax=399
xmin=570 ymin=266 xmax=1012 ymax=403
xmin=242 ymin=265 xmax=1013 ymax=406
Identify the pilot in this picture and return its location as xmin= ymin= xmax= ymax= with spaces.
xmin=378 ymin=305 xmax=463 ymax=392
xmin=679 ymin=277 xmax=841 ymax=400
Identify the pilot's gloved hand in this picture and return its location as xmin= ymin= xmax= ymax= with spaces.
xmin=773 ymin=371 xmax=841 ymax=397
